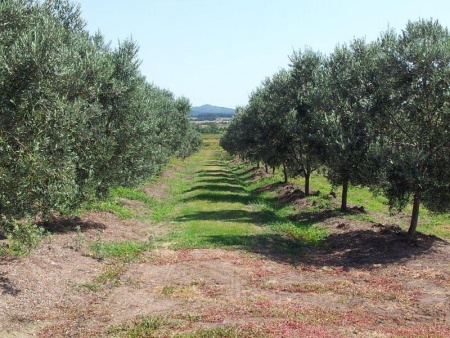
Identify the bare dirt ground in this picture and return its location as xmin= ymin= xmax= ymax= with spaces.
xmin=1 ymin=168 xmax=450 ymax=337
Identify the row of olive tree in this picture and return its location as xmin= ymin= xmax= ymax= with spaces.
xmin=0 ymin=0 xmax=202 ymax=227
xmin=220 ymin=19 xmax=450 ymax=239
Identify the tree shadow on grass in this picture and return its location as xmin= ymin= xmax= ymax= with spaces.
xmin=193 ymin=165 xmax=448 ymax=268
xmin=174 ymin=209 xmax=281 ymax=225
xmin=198 ymin=170 xmax=234 ymax=177
xmin=184 ymin=184 xmax=245 ymax=194
xmin=198 ymin=178 xmax=240 ymax=185
xmin=183 ymin=175 xmax=446 ymax=267
xmin=198 ymin=172 xmax=235 ymax=179
xmin=240 ymin=172 xmax=259 ymax=181
xmin=197 ymin=169 xmax=231 ymax=174
xmin=180 ymin=192 xmax=255 ymax=205
xmin=203 ymin=162 xmax=225 ymax=166
xmin=229 ymin=166 xmax=258 ymax=179
xmin=39 ymin=216 xmax=106 ymax=234
xmin=253 ymin=182 xmax=286 ymax=194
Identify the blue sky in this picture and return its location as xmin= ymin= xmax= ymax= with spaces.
xmin=76 ymin=0 xmax=450 ymax=108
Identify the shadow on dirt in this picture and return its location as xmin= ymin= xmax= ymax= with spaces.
xmin=175 ymin=208 xmax=281 ymax=225
xmin=319 ymin=226 xmax=446 ymax=267
xmin=39 ymin=216 xmax=106 ymax=234
xmin=0 ymin=273 xmax=20 ymax=296
xmin=289 ymin=208 xmax=363 ymax=223
xmin=253 ymin=182 xmax=286 ymax=194
xmin=204 ymin=227 xmax=446 ymax=268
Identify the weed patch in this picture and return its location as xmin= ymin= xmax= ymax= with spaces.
xmin=3 ymin=218 xmax=45 ymax=255
xmin=89 ymin=240 xmax=152 ymax=261
xmin=86 ymin=199 xmax=135 ymax=219
xmin=82 ymin=186 xmax=155 ymax=220
xmin=106 ymin=315 xmax=174 ymax=337
xmin=67 ymin=280 xmax=100 ymax=292
xmin=110 ymin=187 xmax=155 ymax=205
xmin=95 ymin=264 xmax=125 ymax=285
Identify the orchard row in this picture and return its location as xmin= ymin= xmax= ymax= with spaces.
xmin=0 ymin=0 xmax=202 ymax=227
xmin=221 ymin=19 xmax=450 ymax=238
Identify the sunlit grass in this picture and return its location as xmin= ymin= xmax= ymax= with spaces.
xmin=230 ymin=157 xmax=450 ymax=239
xmin=90 ymin=240 xmax=153 ymax=261
xmin=83 ymin=185 xmax=156 ymax=220
xmin=297 ymin=169 xmax=450 ymax=238
xmin=148 ymin=135 xmax=329 ymax=254
xmin=106 ymin=314 xmax=247 ymax=338
xmin=86 ymin=199 xmax=135 ymax=219
xmin=417 ymin=211 xmax=450 ymax=239
xmin=110 ymin=186 xmax=155 ymax=205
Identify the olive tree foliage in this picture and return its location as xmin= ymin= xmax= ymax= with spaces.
xmin=288 ymin=49 xmax=328 ymax=195
xmin=0 ymin=0 xmax=201 ymax=227
xmin=0 ymin=0 xmax=91 ymax=219
xmin=323 ymin=39 xmax=384 ymax=211
xmin=221 ymin=73 xmax=295 ymax=179
xmin=374 ymin=20 xmax=450 ymax=238
xmin=220 ymin=93 xmax=268 ymax=166
xmin=222 ymin=19 xmax=450 ymax=238
xmin=227 ymin=71 xmax=293 ymax=180
xmin=257 ymin=70 xmax=297 ymax=183
xmin=219 ymin=107 xmax=251 ymax=159
xmin=221 ymin=53 xmax=329 ymax=193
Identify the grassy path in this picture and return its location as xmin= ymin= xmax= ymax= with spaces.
xmin=154 ymin=136 xmax=280 ymax=250
xmin=151 ymin=134 xmax=327 ymax=258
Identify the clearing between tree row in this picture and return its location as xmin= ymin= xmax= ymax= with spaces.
xmin=1 ymin=135 xmax=449 ymax=337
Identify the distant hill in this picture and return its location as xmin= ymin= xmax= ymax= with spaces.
xmin=190 ymin=104 xmax=235 ymax=117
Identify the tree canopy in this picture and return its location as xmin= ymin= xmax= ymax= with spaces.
xmin=0 ymin=0 xmax=202 ymax=226
xmin=220 ymin=18 xmax=450 ymax=238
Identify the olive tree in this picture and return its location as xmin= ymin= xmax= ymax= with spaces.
xmin=289 ymin=49 xmax=328 ymax=195
xmin=323 ymin=39 xmax=382 ymax=211
xmin=0 ymin=0 xmax=202 ymax=229
xmin=0 ymin=0 xmax=91 ymax=218
xmin=376 ymin=20 xmax=450 ymax=238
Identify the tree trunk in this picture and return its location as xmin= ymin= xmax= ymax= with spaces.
xmin=408 ymin=193 xmax=421 ymax=240
xmin=272 ymin=166 xmax=276 ymax=175
xmin=265 ymin=163 xmax=269 ymax=174
xmin=283 ymin=163 xmax=288 ymax=183
xmin=305 ymin=172 xmax=310 ymax=196
xmin=256 ymin=161 xmax=260 ymax=169
xmin=340 ymin=179 xmax=349 ymax=212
